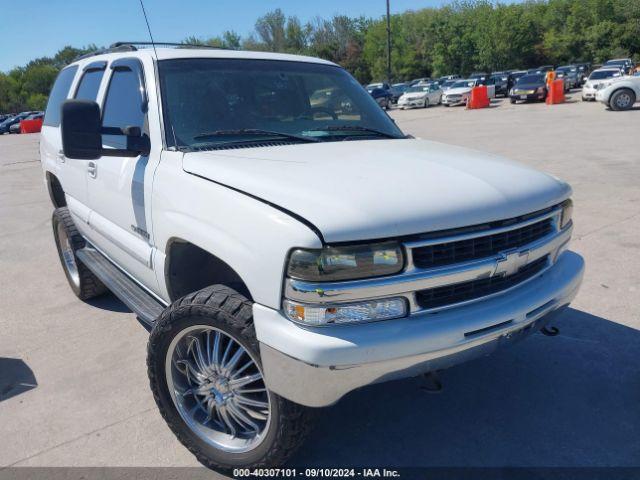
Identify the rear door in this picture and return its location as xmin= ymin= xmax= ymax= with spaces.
xmin=83 ymin=58 xmax=159 ymax=292
xmin=41 ymin=65 xmax=79 ymax=212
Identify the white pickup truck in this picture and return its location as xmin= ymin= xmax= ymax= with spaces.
xmin=41 ymin=43 xmax=584 ymax=470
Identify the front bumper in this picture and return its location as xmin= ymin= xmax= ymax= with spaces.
xmin=442 ymin=96 xmax=465 ymax=106
xmin=398 ymin=98 xmax=426 ymax=108
xmin=254 ymin=251 xmax=584 ymax=407
xmin=510 ymin=92 xmax=545 ymax=101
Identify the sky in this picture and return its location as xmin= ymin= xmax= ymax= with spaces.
xmin=0 ymin=0 xmax=509 ymax=72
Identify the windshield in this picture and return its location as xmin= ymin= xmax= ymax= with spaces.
xmin=589 ymin=70 xmax=618 ymax=80
xmin=451 ymin=80 xmax=474 ymax=89
xmin=158 ymin=59 xmax=404 ymax=149
xmin=517 ymin=74 xmax=544 ymax=84
xmin=407 ymin=85 xmax=429 ymax=93
xmin=604 ymin=60 xmax=625 ymax=66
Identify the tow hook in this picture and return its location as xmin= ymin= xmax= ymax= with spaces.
xmin=541 ymin=326 xmax=560 ymax=336
xmin=420 ymin=371 xmax=443 ymax=394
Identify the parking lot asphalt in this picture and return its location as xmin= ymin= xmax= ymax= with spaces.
xmin=1 ymin=92 xmax=639 ymax=473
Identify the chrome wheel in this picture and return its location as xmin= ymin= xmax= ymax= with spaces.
xmin=56 ymin=221 xmax=80 ymax=287
xmin=166 ymin=325 xmax=271 ymax=453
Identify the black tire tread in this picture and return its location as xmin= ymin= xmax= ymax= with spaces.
xmin=147 ymin=285 xmax=314 ymax=470
xmin=53 ymin=207 xmax=107 ymax=300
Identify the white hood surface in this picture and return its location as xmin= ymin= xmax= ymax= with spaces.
xmin=444 ymin=87 xmax=472 ymax=96
xmin=182 ymin=139 xmax=571 ymax=243
xmin=401 ymin=92 xmax=427 ymax=100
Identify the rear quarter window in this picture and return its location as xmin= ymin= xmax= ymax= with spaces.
xmin=43 ymin=66 xmax=79 ymax=127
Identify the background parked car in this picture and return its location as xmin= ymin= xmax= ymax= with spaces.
xmin=369 ymin=87 xmax=393 ymax=109
xmin=442 ymin=79 xmax=477 ymax=106
xmin=490 ymin=72 xmax=509 ymax=96
xmin=555 ymin=65 xmax=580 ymax=89
xmin=0 ymin=112 xmax=33 ymax=134
xmin=409 ymin=77 xmax=431 ymax=86
xmin=509 ymin=73 xmax=547 ymax=103
xmin=397 ymin=82 xmax=442 ymax=109
xmin=390 ymin=82 xmax=409 ymax=103
xmin=582 ymin=68 xmax=623 ymax=101
xmin=508 ymin=70 xmax=527 ymax=90
xmin=575 ymin=63 xmax=592 ymax=85
xmin=603 ymin=58 xmax=633 ymax=75
xmin=366 ymin=82 xmax=390 ymax=92
xmin=438 ymin=74 xmax=460 ymax=82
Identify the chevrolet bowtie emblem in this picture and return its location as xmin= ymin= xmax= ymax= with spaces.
xmin=494 ymin=249 xmax=530 ymax=277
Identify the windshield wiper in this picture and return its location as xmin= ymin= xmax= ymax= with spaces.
xmin=193 ymin=128 xmax=319 ymax=143
xmin=306 ymin=125 xmax=406 ymax=139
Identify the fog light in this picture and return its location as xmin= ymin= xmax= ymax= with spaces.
xmin=284 ymin=298 xmax=407 ymax=326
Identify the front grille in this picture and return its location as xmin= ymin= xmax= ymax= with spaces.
xmin=416 ymin=255 xmax=549 ymax=310
xmin=412 ymin=218 xmax=553 ymax=270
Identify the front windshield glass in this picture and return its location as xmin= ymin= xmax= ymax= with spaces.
xmin=407 ymin=85 xmax=429 ymax=93
xmin=159 ymin=59 xmax=404 ymax=149
xmin=589 ymin=70 xmax=617 ymax=80
xmin=517 ymin=74 xmax=544 ymax=84
xmin=451 ymin=80 xmax=474 ymax=89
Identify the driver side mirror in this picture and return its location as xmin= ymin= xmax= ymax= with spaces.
xmin=61 ymin=100 xmax=150 ymax=160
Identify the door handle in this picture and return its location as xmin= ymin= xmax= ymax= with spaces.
xmin=57 ymin=150 xmax=65 ymax=163
xmin=87 ymin=161 xmax=97 ymax=178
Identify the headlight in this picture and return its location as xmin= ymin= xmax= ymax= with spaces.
xmin=287 ymin=242 xmax=404 ymax=282
xmin=536 ymin=86 xmax=545 ymax=93
xmin=560 ymin=199 xmax=573 ymax=229
xmin=284 ymin=298 xmax=407 ymax=326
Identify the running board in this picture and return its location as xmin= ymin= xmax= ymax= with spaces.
xmin=76 ymin=248 xmax=164 ymax=327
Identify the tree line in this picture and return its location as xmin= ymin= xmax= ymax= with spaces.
xmin=1 ymin=0 xmax=639 ymax=113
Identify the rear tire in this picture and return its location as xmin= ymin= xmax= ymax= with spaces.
xmin=52 ymin=207 xmax=107 ymax=300
xmin=147 ymin=285 xmax=315 ymax=470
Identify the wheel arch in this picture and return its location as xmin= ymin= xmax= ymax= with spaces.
xmin=46 ymin=171 xmax=66 ymax=208
xmin=164 ymin=237 xmax=253 ymax=303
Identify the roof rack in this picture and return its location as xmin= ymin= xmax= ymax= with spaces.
xmin=110 ymin=41 xmax=226 ymax=50
xmin=73 ymin=41 xmax=226 ymax=62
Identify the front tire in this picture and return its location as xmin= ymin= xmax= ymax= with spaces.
xmin=52 ymin=207 xmax=107 ymax=300
xmin=147 ymin=285 xmax=314 ymax=470
xmin=610 ymin=89 xmax=636 ymax=111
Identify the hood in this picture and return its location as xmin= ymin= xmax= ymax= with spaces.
xmin=444 ymin=87 xmax=471 ymax=95
xmin=401 ymin=92 xmax=427 ymax=100
xmin=514 ymin=82 xmax=544 ymax=90
xmin=182 ymin=139 xmax=571 ymax=243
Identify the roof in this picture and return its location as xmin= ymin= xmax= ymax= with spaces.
xmin=71 ymin=43 xmax=337 ymax=68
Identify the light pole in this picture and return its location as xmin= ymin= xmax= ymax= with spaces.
xmin=386 ymin=0 xmax=392 ymax=84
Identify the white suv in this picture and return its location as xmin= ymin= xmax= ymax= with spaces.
xmin=41 ymin=43 xmax=584 ymax=470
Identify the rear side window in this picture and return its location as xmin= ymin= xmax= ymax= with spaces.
xmin=102 ymin=68 xmax=146 ymax=149
xmin=75 ymin=69 xmax=105 ymax=101
xmin=43 ymin=66 xmax=78 ymax=127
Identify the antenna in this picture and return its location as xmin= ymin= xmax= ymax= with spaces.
xmin=138 ymin=0 xmax=158 ymax=59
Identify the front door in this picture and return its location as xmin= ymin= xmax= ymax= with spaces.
xmin=83 ymin=58 xmax=159 ymax=293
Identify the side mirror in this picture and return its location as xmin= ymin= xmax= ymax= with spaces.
xmin=61 ymin=100 xmax=150 ymax=160
xmin=61 ymin=100 xmax=102 ymax=160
